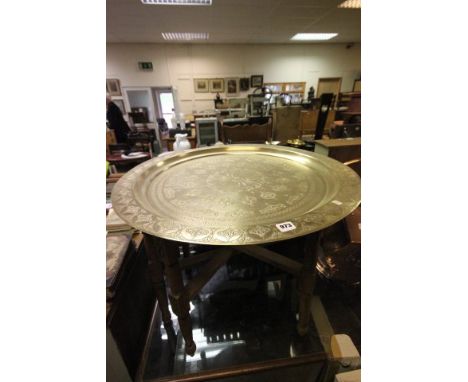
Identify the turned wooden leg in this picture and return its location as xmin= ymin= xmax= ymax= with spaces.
xmin=159 ymin=238 xmax=197 ymax=356
xmin=297 ymin=233 xmax=320 ymax=336
xmin=143 ymin=235 xmax=176 ymax=346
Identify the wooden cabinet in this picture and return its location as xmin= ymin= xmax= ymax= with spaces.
xmin=299 ymin=110 xmax=319 ymax=136
xmin=272 ymin=106 xmax=302 ymax=141
xmin=299 ymin=109 xmax=336 ymax=138
xmin=314 ymin=138 xmax=361 ymax=163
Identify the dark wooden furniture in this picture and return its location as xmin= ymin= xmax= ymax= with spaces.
xmin=144 ymin=233 xmax=322 ymax=357
xmin=107 ymin=233 xmax=156 ymax=380
xmin=106 ymin=152 xmax=151 ymax=172
xmin=318 ymin=207 xmax=361 ymax=285
xmin=337 ymin=92 xmax=361 ymax=123
xmin=313 ymin=138 xmax=361 ymax=163
xmin=329 ymin=122 xmax=361 ymax=139
xmin=221 ymin=122 xmax=272 ymax=144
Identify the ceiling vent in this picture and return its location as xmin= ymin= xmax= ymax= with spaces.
xmin=162 ymin=32 xmax=210 ymax=41
xmin=338 ymin=0 xmax=361 ymax=9
xmin=142 ymin=0 xmax=212 ymax=5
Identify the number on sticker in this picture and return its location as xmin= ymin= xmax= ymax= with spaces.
xmin=276 ymin=221 xmax=296 ymax=232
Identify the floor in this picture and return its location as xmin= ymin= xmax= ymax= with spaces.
xmin=141 ymin=252 xmax=360 ymax=381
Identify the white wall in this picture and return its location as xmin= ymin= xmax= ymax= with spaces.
xmin=107 ymin=43 xmax=361 ymax=115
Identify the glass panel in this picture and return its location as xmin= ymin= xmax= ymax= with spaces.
xmin=143 ymin=261 xmax=325 ymax=381
xmin=159 ymin=92 xmax=175 ymax=127
xmin=159 ymin=92 xmax=174 ymax=114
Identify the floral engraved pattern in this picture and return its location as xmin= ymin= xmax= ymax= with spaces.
xmin=260 ymin=192 xmax=276 ymax=200
xmin=248 ymin=225 xmax=272 ymax=238
xmin=111 ymin=145 xmax=361 ymax=245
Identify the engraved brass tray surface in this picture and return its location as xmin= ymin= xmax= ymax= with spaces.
xmin=111 ymin=145 xmax=360 ymax=245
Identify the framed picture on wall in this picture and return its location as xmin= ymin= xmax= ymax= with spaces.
xmin=194 ymin=79 xmax=209 ymax=93
xmin=226 ymin=78 xmax=240 ymax=97
xmin=106 ymin=79 xmax=121 ymax=96
xmin=250 ymin=75 xmax=263 ymax=88
xmin=240 ymin=78 xmax=250 ymax=91
xmin=209 ymin=78 xmax=224 ymax=93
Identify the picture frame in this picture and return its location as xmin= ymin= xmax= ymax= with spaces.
xmin=225 ymin=77 xmax=240 ymax=97
xmin=209 ymin=78 xmax=225 ymax=93
xmin=106 ymin=79 xmax=121 ymax=96
xmin=194 ymin=79 xmax=209 ymax=93
xmin=250 ymin=75 xmax=263 ymax=88
xmin=240 ymin=77 xmax=250 ymax=91
xmin=112 ymin=99 xmax=126 ymax=115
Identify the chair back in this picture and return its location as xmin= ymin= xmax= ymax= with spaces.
xmin=222 ymin=122 xmax=272 ymax=144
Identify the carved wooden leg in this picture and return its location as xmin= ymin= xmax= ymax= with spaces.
xmin=159 ymin=238 xmax=197 ymax=356
xmin=143 ymin=235 xmax=176 ymax=346
xmin=297 ymin=233 xmax=320 ymax=336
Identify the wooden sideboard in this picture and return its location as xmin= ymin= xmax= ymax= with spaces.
xmin=313 ymin=138 xmax=361 ymax=163
xmin=299 ymin=109 xmax=336 ymax=138
xmin=272 ymin=106 xmax=302 ymax=141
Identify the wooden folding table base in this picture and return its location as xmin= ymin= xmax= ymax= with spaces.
xmin=144 ymin=233 xmax=319 ymax=356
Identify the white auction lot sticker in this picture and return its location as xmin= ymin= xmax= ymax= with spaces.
xmin=275 ymin=221 xmax=296 ymax=232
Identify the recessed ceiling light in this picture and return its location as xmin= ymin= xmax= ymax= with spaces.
xmin=162 ymin=32 xmax=209 ymax=41
xmin=290 ymin=33 xmax=338 ymax=41
xmin=141 ymin=0 xmax=212 ymax=5
xmin=338 ymin=0 xmax=361 ymax=9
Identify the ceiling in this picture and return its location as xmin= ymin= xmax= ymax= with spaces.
xmin=107 ymin=0 xmax=360 ymax=44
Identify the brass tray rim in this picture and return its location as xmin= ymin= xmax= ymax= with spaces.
xmin=111 ymin=144 xmax=361 ymax=245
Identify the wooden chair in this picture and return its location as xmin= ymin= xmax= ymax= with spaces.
xmin=222 ymin=122 xmax=272 ymax=144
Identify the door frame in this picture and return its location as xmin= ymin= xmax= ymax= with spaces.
xmin=316 ymin=77 xmax=342 ymax=108
xmin=122 ymin=86 xmax=161 ymax=143
xmin=152 ymin=87 xmax=173 ymax=121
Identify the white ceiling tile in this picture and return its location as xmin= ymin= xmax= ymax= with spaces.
xmin=107 ymin=0 xmax=360 ymax=43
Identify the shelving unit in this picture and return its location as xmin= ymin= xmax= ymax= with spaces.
xmin=264 ymin=82 xmax=306 ymax=97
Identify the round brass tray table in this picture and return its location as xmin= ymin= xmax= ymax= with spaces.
xmin=111 ymin=145 xmax=360 ymax=356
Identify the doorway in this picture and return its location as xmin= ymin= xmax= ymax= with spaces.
xmin=317 ymin=77 xmax=342 ymax=107
xmin=153 ymin=87 xmax=175 ymax=128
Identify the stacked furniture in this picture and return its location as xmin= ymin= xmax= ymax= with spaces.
xmin=271 ymin=105 xmax=302 ymax=141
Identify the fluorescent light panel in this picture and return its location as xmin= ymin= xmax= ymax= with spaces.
xmin=338 ymin=0 xmax=361 ymax=9
xmin=291 ymin=33 xmax=338 ymax=41
xmin=162 ymin=32 xmax=209 ymax=41
xmin=142 ymin=0 xmax=212 ymax=5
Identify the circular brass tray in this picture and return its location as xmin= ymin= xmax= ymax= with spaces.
xmin=111 ymin=145 xmax=360 ymax=245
